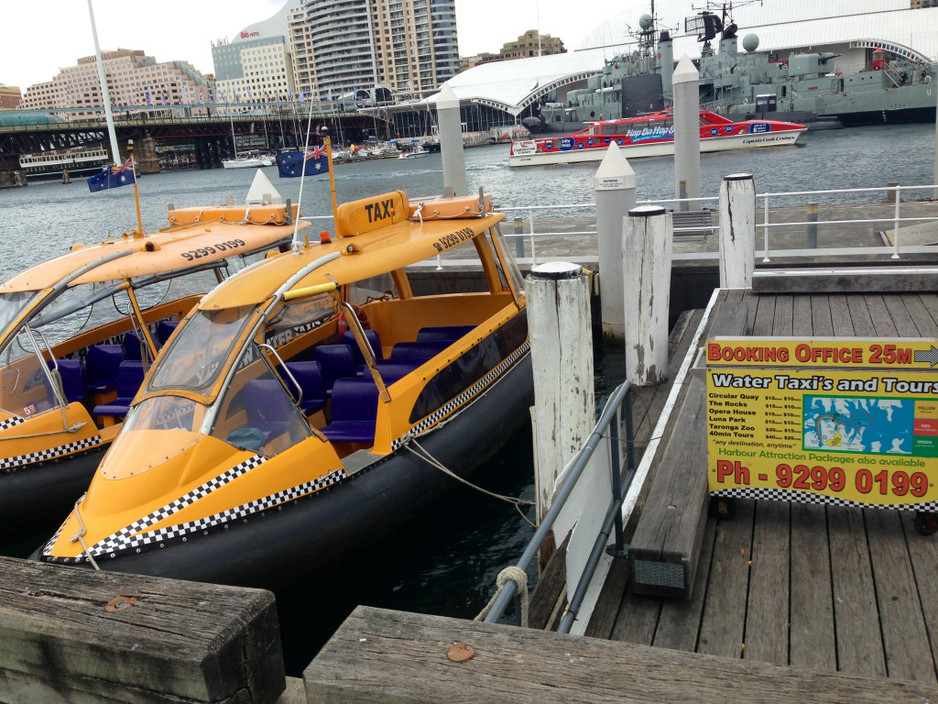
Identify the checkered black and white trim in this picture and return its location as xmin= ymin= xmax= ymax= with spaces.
xmin=390 ymin=341 xmax=530 ymax=451
xmin=45 ymin=456 xmax=346 ymax=560
xmin=1 ymin=434 xmax=104 ymax=472
xmin=711 ymin=487 xmax=938 ymax=512
xmin=0 ymin=415 xmax=25 ymax=432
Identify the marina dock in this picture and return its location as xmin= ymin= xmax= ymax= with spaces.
xmin=303 ymin=277 xmax=938 ymax=702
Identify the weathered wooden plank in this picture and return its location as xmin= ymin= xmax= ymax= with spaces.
xmin=527 ymin=534 xmax=569 ymax=631
xmin=845 ymin=295 xmax=876 ymax=337
xmin=810 ymin=293 xmax=834 ymax=337
xmin=866 ymin=294 xmax=900 ymax=336
xmin=583 ymin=556 xmax=629 ymax=639
xmin=901 ymin=511 xmax=938 ymax=683
xmin=743 ymin=500 xmax=790 ymax=666
xmin=0 ymin=556 xmax=284 ymax=704
xmin=752 ymin=267 xmax=938 ymax=294
xmin=629 ymin=376 xmax=709 ymax=599
xmin=303 ymin=605 xmax=938 ymax=704
xmin=772 ymin=295 xmax=794 ymax=337
xmin=652 ymin=518 xmax=717 ymax=652
xmin=828 ymin=507 xmax=887 ymax=678
xmin=865 ymin=509 xmax=936 ymax=683
xmin=608 ymin=588 xmax=662 ymax=645
xmin=789 ymin=502 xmax=836 ymax=671
xmin=749 ymin=294 xmax=776 ymax=337
xmin=899 ymin=293 xmax=938 ymax=336
xmin=697 ymin=499 xmax=755 ymax=659
xmin=828 ymin=294 xmax=852 ymax=337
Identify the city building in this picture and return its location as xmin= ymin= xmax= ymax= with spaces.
xmin=0 ymin=84 xmax=21 ymax=110
xmin=289 ymin=0 xmax=460 ymax=101
xmin=500 ymin=30 xmax=565 ymax=61
xmin=18 ymin=50 xmax=211 ymax=119
xmin=212 ymin=5 xmax=296 ymax=105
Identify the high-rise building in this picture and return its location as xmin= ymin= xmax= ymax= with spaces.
xmin=0 ymin=84 xmax=22 ymax=110
xmin=290 ymin=0 xmax=459 ymax=100
xmin=212 ymin=6 xmax=297 ymax=105
xmin=19 ymin=50 xmax=211 ymax=119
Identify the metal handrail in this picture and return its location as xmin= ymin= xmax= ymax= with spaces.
xmin=482 ymin=380 xmax=634 ymax=631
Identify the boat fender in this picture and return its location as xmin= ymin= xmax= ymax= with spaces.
xmin=337 ymin=303 xmax=369 ymax=335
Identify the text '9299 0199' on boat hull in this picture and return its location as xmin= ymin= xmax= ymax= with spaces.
xmin=37 ymin=189 xmax=533 ymax=586
xmin=508 ymin=109 xmax=806 ymax=167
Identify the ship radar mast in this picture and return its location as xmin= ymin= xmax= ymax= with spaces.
xmin=685 ymin=0 xmax=762 ymax=47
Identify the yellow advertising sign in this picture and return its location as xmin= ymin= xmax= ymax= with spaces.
xmin=707 ymin=363 xmax=938 ymax=510
xmin=706 ymin=337 xmax=938 ymax=370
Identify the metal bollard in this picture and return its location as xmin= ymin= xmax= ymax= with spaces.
xmin=514 ymin=217 xmax=524 ymax=257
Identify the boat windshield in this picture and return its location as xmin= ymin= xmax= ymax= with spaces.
xmin=208 ymin=341 xmax=312 ymax=456
xmin=0 ymin=291 xmax=38 ymax=334
xmin=145 ymin=305 xmax=256 ymax=396
xmin=0 ymin=328 xmax=61 ymax=419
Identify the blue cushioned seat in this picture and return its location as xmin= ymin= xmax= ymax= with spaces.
xmin=122 ymin=331 xmax=143 ymax=360
xmin=85 ymin=344 xmax=124 ymax=394
xmin=156 ymin=320 xmax=179 ymax=345
xmin=312 ymin=344 xmax=356 ymax=395
xmin=374 ymin=361 xmax=418 ymax=383
xmin=389 ymin=340 xmax=450 ymax=365
xmin=416 ymin=325 xmax=475 ymax=342
xmin=320 ymin=378 xmax=380 ymax=444
xmin=92 ymin=360 xmax=144 ymax=418
xmin=341 ymin=330 xmax=383 ymax=368
xmin=240 ymin=379 xmax=292 ymax=441
xmin=49 ymin=359 xmax=85 ymax=404
xmin=284 ymin=361 xmax=327 ymax=415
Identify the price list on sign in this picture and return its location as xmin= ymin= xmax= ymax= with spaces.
xmin=706 ymin=338 xmax=938 ymax=510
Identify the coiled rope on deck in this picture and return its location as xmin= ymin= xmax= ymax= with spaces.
xmin=474 ymin=565 xmax=529 ymax=627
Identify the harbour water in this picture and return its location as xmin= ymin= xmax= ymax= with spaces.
xmin=1 ymin=122 xmax=936 ymax=673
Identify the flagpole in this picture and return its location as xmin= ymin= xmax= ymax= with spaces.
xmin=291 ymin=90 xmax=319 ymax=249
xmin=323 ymin=131 xmax=338 ymax=226
xmin=87 ymin=0 xmax=121 ymax=167
xmin=127 ymin=141 xmax=144 ymax=236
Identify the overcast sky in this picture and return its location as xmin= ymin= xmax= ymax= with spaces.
xmin=0 ymin=0 xmax=610 ymax=89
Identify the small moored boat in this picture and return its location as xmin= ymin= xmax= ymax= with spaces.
xmin=38 ymin=189 xmax=533 ymax=584
xmin=508 ymin=109 xmax=806 ymax=167
xmin=0 ymin=175 xmax=301 ymax=537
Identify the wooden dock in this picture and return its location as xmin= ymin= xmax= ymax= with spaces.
xmin=305 ymin=273 xmax=938 ymax=701
xmin=587 ymin=279 xmax=938 ymax=689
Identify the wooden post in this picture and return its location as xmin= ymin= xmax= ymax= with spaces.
xmin=673 ymin=54 xmax=701 ymax=210
xmin=527 ymin=262 xmax=595 ymax=527
xmin=594 ymin=143 xmax=636 ymax=341
xmin=436 ymin=83 xmax=467 ymax=197
xmin=719 ymin=173 xmax=756 ymax=288
xmin=624 ymin=205 xmax=673 ymax=386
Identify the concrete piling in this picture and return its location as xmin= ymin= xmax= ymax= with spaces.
xmin=672 ymin=54 xmax=701 ymax=210
xmin=436 ymin=83 xmax=467 ymax=197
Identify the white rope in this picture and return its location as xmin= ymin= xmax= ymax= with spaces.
xmin=474 ymin=565 xmax=529 ymax=627
xmin=69 ymin=493 xmax=100 ymax=571
xmin=402 ymin=437 xmax=535 ymax=526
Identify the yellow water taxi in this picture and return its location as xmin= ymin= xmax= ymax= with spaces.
xmin=1 ymin=182 xmax=303 ymax=537
xmin=39 ymin=189 xmax=532 ymax=583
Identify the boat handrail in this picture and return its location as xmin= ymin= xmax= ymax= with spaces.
xmin=481 ymin=380 xmax=634 ymax=632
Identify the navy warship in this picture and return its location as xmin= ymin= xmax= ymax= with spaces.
xmin=536 ymin=5 xmax=937 ymax=131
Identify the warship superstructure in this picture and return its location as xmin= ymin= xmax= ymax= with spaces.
xmin=539 ymin=5 xmax=937 ymax=130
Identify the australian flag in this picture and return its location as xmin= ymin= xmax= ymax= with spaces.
xmin=276 ymin=146 xmax=328 ymax=177
xmin=87 ymin=158 xmax=136 ymax=192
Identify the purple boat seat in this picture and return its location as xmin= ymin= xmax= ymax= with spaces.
xmin=313 ymin=344 xmax=356 ymax=395
xmin=416 ymin=325 xmax=475 ymax=342
xmin=92 ymin=360 xmax=144 ymax=418
xmin=320 ymin=378 xmax=380 ymax=444
xmin=240 ymin=379 xmax=293 ymax=441
xmin=85 ymin=344 xmax=124 ymax=394
xmin=48 ymin=359 xmax=85 ymax=404
xmin=341 ymin=329 xmax=383 ymax=371
xmin=156 ymin=320 xmax=180 ymax=345
xmin=284 ymin=361 xmax=327 ymax=415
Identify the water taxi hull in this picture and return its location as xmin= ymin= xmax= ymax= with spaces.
xmin=38 ymin=353 xmax=532 ymax=585
xmin=508 ymin=128 xmax=804 ymax=167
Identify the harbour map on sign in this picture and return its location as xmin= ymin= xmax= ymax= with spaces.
xmin=803 ymin=396 xmax=913 ymax=455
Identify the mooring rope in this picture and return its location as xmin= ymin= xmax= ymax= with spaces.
xmin=69 ymin=492 xmax=100 ymax=571
xmin=402 ymin=437 xmax=535 ymax=527
xmin=474 ymin=565 xmax=529 ymax=627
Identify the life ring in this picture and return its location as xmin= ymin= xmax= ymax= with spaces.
xmin=337 ymin=303 xmax=369 ymax=335
xmin=925 ymin=75 xmax=932 ymax=84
